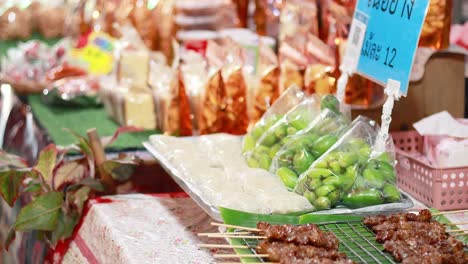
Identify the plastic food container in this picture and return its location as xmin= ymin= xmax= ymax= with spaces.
xmin=392 ymin=131 xmax=468 ymax=210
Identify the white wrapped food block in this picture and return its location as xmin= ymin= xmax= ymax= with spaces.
xmin=118 ymin=50 xmax=150 ymax=90
xmin=414 ymin=111 xmax=468 ymax=168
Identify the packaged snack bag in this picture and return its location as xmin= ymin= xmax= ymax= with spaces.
xmin=250 ymin=42 xmax=280 ymax=125
xmin=419 ymin=0 xmax=452 ymax=50
xmin=279 ymin=0 xmax=319 ymax=41
xmin=254 ymin=0 xmax=282 ymax=38
xmin=221 ymin=39 xmax=249 ymax=135
xmin=0 ymin=5 xmax=33 ymax=40
xmin=294 ymin=116 xmax=401 ymax=210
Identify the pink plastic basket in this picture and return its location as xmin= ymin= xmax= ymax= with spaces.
xmin=392 ymin=131 xmax=468 ymax=210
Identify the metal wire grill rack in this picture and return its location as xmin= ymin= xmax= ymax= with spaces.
xmin=235 ymin=220 xmax=397 ymax=264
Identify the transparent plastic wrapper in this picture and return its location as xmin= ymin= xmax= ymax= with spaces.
xmin=129 ymin=0 xmax=160 ymax=50
xmin=254 ymin=0 xmax=282 ymax=38
xmin=118 ymin=49 xmax=150 ymax=90
xmin=0 ymin=4 xmax=33 ymax=40
xmin=1 ymin=39 xmax=73 ymax=93
xmin=180 ymin=50 xmax=208 ymax=133
xmin=146 ymin=134 xmax=313 ymax=219
xmin=279 ymin=34 xmax=310 ymax=92
xmin=279 ymin=0 xmax=319 ymax=42
xmin=42 ymin=76 xmax=101 ymax=107
xmin=100 ymin=76 xmax=157 ymax=129
xmin=271 ymin=106 xmax=350 ymax=189
xmin=243 ymin=85 xmax=306 ymax=153
xmin=250 ymin=42 xmax=280 ymax=125
xmin=419 ymin=0 xmax=452 ymax=50
xmin=174 ymin=0 xmax=239 ymax=32
xmin=149 ymin=47 xmax=193 ymax=135
xmin=319 ymin=0 xmax=355 ymax=43
xmin=245 ymin=97 xmax=321 ymax=170
xmin=303 ymin=34 xmax=337 ymax=96
xmin=294 ymin=116 xmax=401 ymax=211
xmin=221 ymin=39 xmax=249 ymax=135
xmin=197 ymin=41 xmax=226 ymax=135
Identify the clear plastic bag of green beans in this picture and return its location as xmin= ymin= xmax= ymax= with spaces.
xmin=242 ymin=85 xmax=306 ymax=154
xmin=270 ymin=108 xmax=350 ymax=190
xmin=294 ymin=116 xmax=401 ymax=211
xmin=244 ymin=96 xmax=322 ymax=170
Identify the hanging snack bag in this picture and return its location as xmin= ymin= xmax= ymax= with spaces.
xmin=221 ymin=39 xmax=249 ymax=135
xmin=36 ymin=2 xmax=67 ymax=39
xmin=250 ymin=41 xmax=280 ymax=125
xmin=271 ymin=102 xmax=350 ymax=189
xmin=149 ymin=41 xmax=193 ymax=135
xmin=303 ymin=34 xmax=337 ymax=95
xmin=294 ymin=116 xmax=401 ymax=210
xmin=245 ymin=97 xmax=321 ymax=170
xmin=254 ymin=0 xmax=282 ymax=38
xmin=197 ymin=40 xmax=227 ymax=135
xmin=243 ymin=85 xmax=306 ymax=153
xmin=180 ymin=50 xmax=208 ymax=133
xmin=279 ymin=0 xmax=319 ymax=41
xmin=419 ymin=0 xmax=452 ymax=50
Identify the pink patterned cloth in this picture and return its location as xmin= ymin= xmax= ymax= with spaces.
xmin=60 ymin=194 xmax=233 ymax=264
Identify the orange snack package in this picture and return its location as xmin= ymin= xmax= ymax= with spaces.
xmin=250 ymin=42 xmax=280 ymax=124
xmin=254 ymin=0 xmax=282 ymax=37
xmin=222 ymin=39 xmax=249 ymax=135
xmin=419 ymin=0 xmax=452 ymax=50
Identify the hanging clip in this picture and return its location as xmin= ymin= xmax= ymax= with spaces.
xmin=373 ymin=79 xmax=401 ymax=154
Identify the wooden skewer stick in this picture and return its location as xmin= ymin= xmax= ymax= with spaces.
xmin=211 ymin=222 xmax=261 ymax=232
xmin=446 ymin=229 xmax=468 ymax=233
xmin=219 ymin=262 xmax=278 ymax=264
xmin=432 ymin=209 xmax=468 ymax=216
xmin=197 ymin=244 xmax=250 ymax=249
xmin=205 ymin=234 xmax=267 ymax=239
xmin=214 ymin=254 xmax=269 ymax=258
xmin=451 ymin=232 xmax=468 ymax=237
xmin=444 ymin=222 xmax=468 ymax=226
xmin=198 ymin=232 xmax=251 ymax=236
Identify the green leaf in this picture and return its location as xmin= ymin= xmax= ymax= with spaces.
xmin=0 ymin=170 xmax=28 ymax=207
xmin=50 ymin=211 xmax=79 ymax=246
xmin=76 ymin=178 xmax=105 ymax=192
xmin=53 ymin=160 xmax=87 ymax=191
xmin=0 ymin=151 xmax=28 ymax=170
xmin=63 ymin=129 xmax=94 ymax=159
xmin=4 ymin=227 xmax=16 ymax=251
xmin=23 ymin=181 xmax=43 ymax=194
xmin=71 ymin=186 xmax=91 ymax=214
xmin=34 ymin=144 xmax=58 ymax=183
xmin=101 ymin=160 xmax=136 ymax=182
xmin=14 ymin=192 xmax=63 ymax=231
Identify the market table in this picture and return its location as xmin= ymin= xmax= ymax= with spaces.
xmin=38 ymin=191 xmax=466 ymax=264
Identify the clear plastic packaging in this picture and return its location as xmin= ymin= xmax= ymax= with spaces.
xmin=419 ymin=0 xmax=452 ymax=50
xmin=270 ymin=107 xmax=350 ymax=189
xmin=42 ymin=76 xmax=101 ymax=107
xmin=221 ymin=39 xmax=249 ymax=135
xmin=250 ymin=42 xmax=280 ymax=125
xmin=254 ymin=0 xmax=282 ymax=38
xmin=197 ymin=41 xmax=226 ymax=135
xmin=242 ymin=85 xmax=306 ymax=154
xmin=279 ymin=0 xmax=319 ymax=43
xmin=294 ymin=116 xmax=401 ymax=211
xmin=244 ymin=97 xmax=321 ymax=170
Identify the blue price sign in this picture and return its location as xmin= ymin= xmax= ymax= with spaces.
xmin=347 ymin=0 xmax=430 ymax=95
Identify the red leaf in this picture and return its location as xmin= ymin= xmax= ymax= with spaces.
xmin=100 ymin=126 xmax=144 ymax=147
